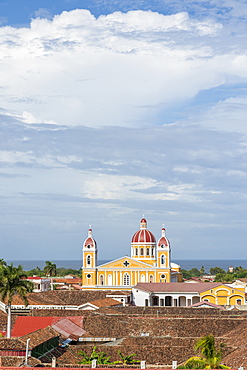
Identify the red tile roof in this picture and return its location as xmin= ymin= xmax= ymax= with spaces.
xmin=87 ymin=298 xmax=121 ymax=308
xmin=135 ymin=282 xmax=223 ymax=293
xmin=189 ymin=301 xmax=225 ymax=309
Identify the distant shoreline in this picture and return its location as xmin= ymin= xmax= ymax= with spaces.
xmin=5 ymin=259 xmax=247 ymax=272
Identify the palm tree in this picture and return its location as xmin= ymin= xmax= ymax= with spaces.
xmin=178 ymin=335 xmax=228 ymax=369
xmin=194 ymin=335 xmax=225 ymax=369
xmin=0 ymin=263 xmax=33 ymax=338
xmin=44 ymin=261 xmax=57 ymax=290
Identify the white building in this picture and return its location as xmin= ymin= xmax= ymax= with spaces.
xmin=25 ymin=276 xmax=50 ymax=292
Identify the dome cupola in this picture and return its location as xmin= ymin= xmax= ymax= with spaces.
xmin=83 ymin=227 xmax=97 ymax=249
xmin=157 ymin=227 xmax=169 ymax=248
xmin=132 ymin=217 xmax=156 ymax=244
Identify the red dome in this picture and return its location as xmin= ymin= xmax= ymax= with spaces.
xmin=83 ymin=237 xmax=97 ymax=248
xmin=132 ymin=229 xmax=156 ymax=243
xmin=157 ymin=227 xmax=169 ymax=247
xmin=157 ymin=236 xmax=168 ymax=247
xmin=140 ymin=218 xmax=147 ymax=223
xmin=83 ymin=228 xmax=97 ymax=248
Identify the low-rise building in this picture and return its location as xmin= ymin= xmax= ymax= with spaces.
xmin=132 ymin=282 xmax=245 ymax=306
xmin=24 ymin=276 xmax=50 ymax=292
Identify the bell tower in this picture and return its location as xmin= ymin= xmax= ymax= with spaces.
xmin=82 ymin=227 xmax=98 ymax=287
xmin=157 ymin=226 xmax=171 ymax=269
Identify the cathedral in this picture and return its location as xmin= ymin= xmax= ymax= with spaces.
xmin=81 ymin=217 xmax=182 ymax=290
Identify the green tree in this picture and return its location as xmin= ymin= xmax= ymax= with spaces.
xmin=214 ymin=273 xmax=234 ymax=283
xmin=77 ymin=346 xmax=112 ymax=364
xmin=210 ymin=267 xmax=226 ymax=275
xmin=0 ymin=263 xmax=33 ymax=338
xmin=200 ymin=266 xmax=205 ymax=275
xmin=44 ymin=261 xmax=57 ymax=290
xmin=178 ymin=335 xmax=228 ymax=369
xmin=190 ymin=268 xmax=201 ymax=277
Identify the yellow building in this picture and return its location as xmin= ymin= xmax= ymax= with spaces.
xmin=82 ymin=218 xmax=182 ymax=290
xmin=201 ymin=284 xmax=245 ymax=306
xmin=133 ymin=282 xmax=245 ymax=306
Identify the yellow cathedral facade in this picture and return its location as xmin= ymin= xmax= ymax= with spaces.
xmin=81 ymin=218 xmax=182 ymax=290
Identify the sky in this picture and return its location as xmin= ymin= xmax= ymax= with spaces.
xmin=0 ymin=0 xmax=247 ymax=263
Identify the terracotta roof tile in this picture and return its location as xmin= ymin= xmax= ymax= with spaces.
xmin=0 ymin=338 xmax=26 ymax=350
xmin=135 ymin=282 xmax=223 ymax=293
xmin=20 ymin=326 xmax=59 ymax=348
xmin=87 ymin=298 xmax=121 ymax=308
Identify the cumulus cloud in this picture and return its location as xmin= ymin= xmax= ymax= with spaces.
xmin=0 ymin=8 xmax=245 ymax=128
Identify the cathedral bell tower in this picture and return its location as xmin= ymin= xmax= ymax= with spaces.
xmin=157 ymin=227 xmax=171 ymax=269
xmin=82 ymin=227 xmax=97 ymax=287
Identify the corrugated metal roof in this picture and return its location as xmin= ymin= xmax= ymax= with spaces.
xmin=12 ymin=316 xmax=85 ymax=338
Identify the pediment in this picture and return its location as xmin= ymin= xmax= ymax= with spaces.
xmin=98 ymin=256 xmax=154 ymax=269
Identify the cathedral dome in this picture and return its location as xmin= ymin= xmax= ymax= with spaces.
xmin=83 ymin=228 xmax=97 ymax=248
xmin=131 ymin=218 xmax=156 ymax=244
xmin=157 ymin=227 xmax=169 ymax=247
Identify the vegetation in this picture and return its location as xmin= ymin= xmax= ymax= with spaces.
xmin=178 ymin=335 xmax=229 ymax=369
xmin=182 ymin=265 xmax=247 ymax=282
xmin=77 ymin=347 xmax=139 ymax=365
xmin=0 ymin=261 xmax=33 ymax=338
xmin=77 ymin=346 xmax=112 ymax=365
xmin=44 ymin=261 xmax=57 ymax=290
xmin=25 ymin=266 xmax=81 ymax=278
xmin=115 ymin=350 xmax=140 ymax=364
xmin=182 ymin=268 xmax=201 ymax=279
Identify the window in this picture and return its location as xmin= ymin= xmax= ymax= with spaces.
xmin=153 ymin=296 xmax=159 ymax=306
xmin=87 ymin=274 xmax=91 ymax=279
xmin=135 ymin=248 xmax=138 ymax=256
xmin=123 ymin=273 xmax=130 ymax=285
xmin=237 ymin=299 xmax=242 ymax=305
xmin=161 ymin=255 xmax=165 ymax=265
xmin=160 ymin=274 xmax=166 ymax=282
xmin=87 ymin=255 xmax=91 ymax=265
xmin=149 ymin=275 xmax=153 ymax=283
xmin=151 ymin=248 xmax=154 ymax=256
xmin=145 ymin=299 xmax=149 ymax=306
xmin=87 ymin=245 xmax=91 ymax=249
xmin=140 ymin=248 xmax=144 ymax=256
xmin=100 ymin=275 xmax=104 ymax=285
xmin=146 ymin=248 xmax=150 ymax=256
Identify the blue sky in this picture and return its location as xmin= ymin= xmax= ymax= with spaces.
xmin=0 ymin=0 xmax=247 ymax=263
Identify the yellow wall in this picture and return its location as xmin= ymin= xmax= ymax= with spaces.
xmin=200 ymin=285 xmax=245 ymax=305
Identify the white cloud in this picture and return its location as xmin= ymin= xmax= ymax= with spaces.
xmin=0 ymin=9 xmax=242 ymax=128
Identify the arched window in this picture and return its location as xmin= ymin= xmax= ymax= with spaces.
xmin=135 ymin=248 xmax=138 ymax=256
xmin=87 ymin=255 xmax=91 ymax=265
xmin=140 ymin=248 xmax=144 ymax=256
xmin=151 ymin=248 xmax=154 ymax=256
xmin=87 ymin=274 xmax=91 ymax=279
xmin=146 ymin=248 xmax=150 ymax=256
xmin=108 ymin=274 xmax=112 ymax=286
xmin=161 ymin=255 xmax=165 ymax=265
xmin=160 ymin=274 xmax=166 ymax=282
xmin=100 ymin=275 xmax=104 ymax=285
xmin=123 ymin=273 xmax=130 ymax=285
xmin=149 ymin=275 xmax=153 ymax=283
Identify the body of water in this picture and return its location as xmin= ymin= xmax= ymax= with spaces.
xmin=6 ymin=259 xmax=247 ymax=272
